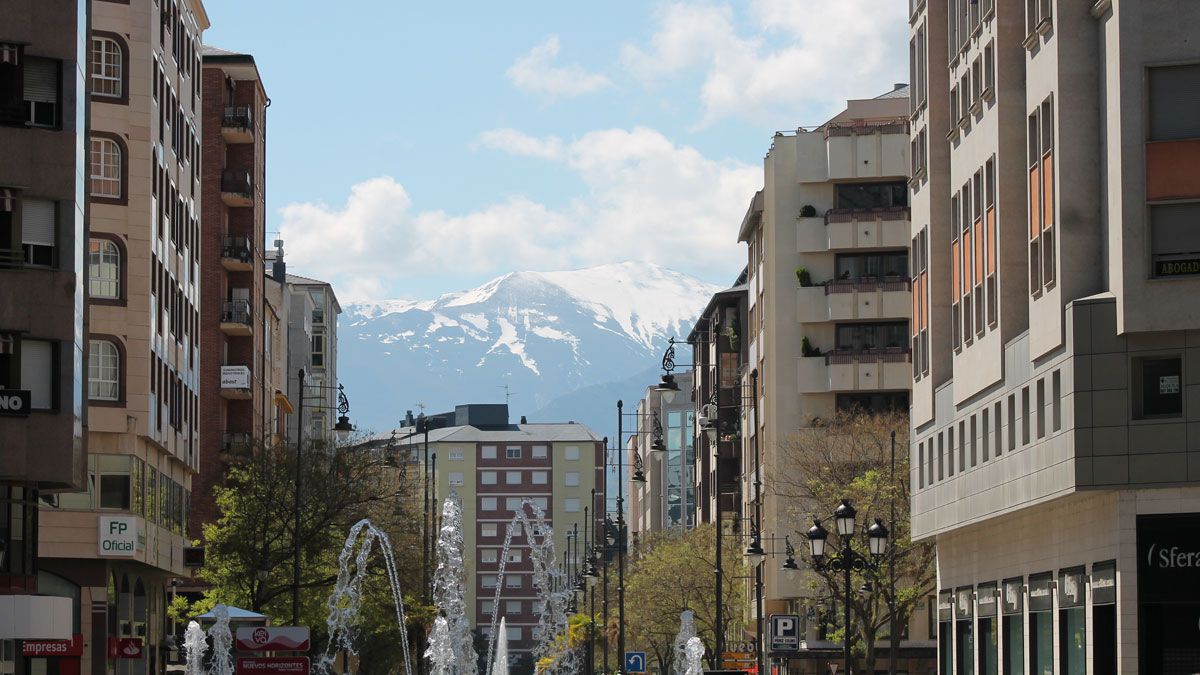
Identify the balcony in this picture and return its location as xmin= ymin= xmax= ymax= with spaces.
xmin=220 ymin=170 xmax=253 ymax=207
xmin=796 ymin=207 xmax=911 ymax=252
xmin=220 ymin=106 xmax=254 ymax=144
xmin=796 ymin=278 xmax=911 ymax=322
xmin=221 ymin=432 xmax=252 ymax=455
xmin=220 ymin=236 xmax=253 ymax=271
xmin=825 ymin=117 xmax=910 ymax=179
xmin=798 ymin=348 xmax=912 ymax=393
xmin=219 ymin=365 xmax=252 ymax=400
xmin=219 ymin=300 xmax=252 ymax=336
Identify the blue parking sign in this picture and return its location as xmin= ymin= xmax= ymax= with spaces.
xmin=625 ymin=651 xmax=647 ymax=673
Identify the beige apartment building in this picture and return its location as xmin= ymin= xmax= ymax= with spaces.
xmin=38 ymin=2 xmax=209 ymax=675
xmin=908 ymin=0 xmax=1200 ymax=673
xmin=388 ymin=405 xmax=603 ymax=663
xmin=736 ymin=87 xmax=922 ymax=658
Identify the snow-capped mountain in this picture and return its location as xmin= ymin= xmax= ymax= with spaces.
xmin=339 ymin=262 xmax=723 ymax=434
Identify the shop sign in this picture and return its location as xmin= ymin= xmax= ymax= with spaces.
xmin=98 ymin=516 xmax=138 ymax=557
xmin=220 ymin=366 xmax=251 ymax=389
xmin=937 ymin=590 xmax=954 ymax=621
xmin=1058 ymin=567 xmax=1085 ymax=608
xmin=107 ymin=638 xmax=143 ymax=659
xmin=1028 ymin=573 xmax=1053 ymax=612
xmin=236 ymin=657 xmax=310 ymax=675
xmin=0 ymin=389 xmax=31 ymax=417
xmin=23 ymin=634 xmax=83 ymax=657
xmin=235 ymin=627 xmax=311 ymax=652
xmin=1092 ymin=561 xmax=1116 ymax=606
xmin=1155 ymin=258 xmax=1200 ymax=278
xmin=1137 ymin=514 xmax=1200 ymax=604
xmin=1002 ymin=578 xmax=1023 ymax=615
xmin=954 ymin=587 xmax=974 ymax=620
xmin=977 ymin=582 xmax=998 ymax=616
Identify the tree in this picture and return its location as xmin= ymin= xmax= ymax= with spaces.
xmin=771 ymin=410 xmax=936 ymax=675
xmin=175 ymin=436 xmax=430 ymax=673
xmin=620 ymin=524 xmax=747 ymax=673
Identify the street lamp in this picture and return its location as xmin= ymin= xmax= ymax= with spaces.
xmin=652 ymin=337 xmax=684 ymax=404
xmin=744 ymin=525 xmax=765 ymax=568
xmin=781 ymin=536 xmax=800 ymax=573
xmin=805 ymin=499 xmax=890 ymax=675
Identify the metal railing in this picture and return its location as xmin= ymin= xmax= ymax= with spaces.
xmin=220 ymin=300 xmax=252 ymax=325
xmin=0 ymin=248 xmax=23 ymax=269
xmin=222 ymin=106 xmax=253 ymax=130
xmin=220 ymin=235 xmax=252 ymax=262
xmin=222 ymin=432 xmax=252 ymax=453
xmin=220 ymin=170 xmax=252 ymax=196
xmin=824 ymin=117 xmax=910 ymax=138
xmin=824 ymin=206 xmax=911 ymax=224
xmin=825 ymin=347 xmax=912 ymax=365
xmin=824 ymin=276 xmax=911 ymax=294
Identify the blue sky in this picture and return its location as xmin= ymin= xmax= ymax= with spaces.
xmin=200 ymin=0 xmax=909 ymax=302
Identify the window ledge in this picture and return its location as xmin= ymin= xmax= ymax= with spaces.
xmin=949 ymin=54 xmax=961 ymax=70
xmin=1022 ymin=32 xmax=1040 ymax=51
xmin=947 ymin=126 xmax=961 ymax=142
xmin=958 ymin=115 xmax=971 ymax=131
xmin=1091 ymin=0 xmax=1112 ymax=18
xmin=1037 ymin=17 xmax=1053 ymax=35
xmin=982 ymin=86 xmax=995 ymax=102
xmin=969 ymin=100 xmax=983 ymax=116
xmin=971 ymin=25 xmax=984 ymax=40
xmin=984 ymin=6 xmax=996 ymax=21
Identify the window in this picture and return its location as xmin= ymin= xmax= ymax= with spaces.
xmin=481 ymin=523 xmax=497 ymax=537
xmin=532 ymin=471 xmax=548 ymax=485
xmin=983 ymin=42 xmax=995 ymax=97
xmin=91 ymin=37 xmax=123 ymax=98
xmin=1149 ymin=64 xmax=1200 ymax=141
xmin=1028 ymin=98 xmax=1056 ymax=294
xmin=481 ymin=445 xmax=497 ymax=459
xmin=89 ymin=239 xmax=121 ymax=299
xmin=837 ymin=393 xmax=909 ymax=414
xmin=19 ymin=339 xmax=52 ymax=409
xmin=507 ymin=626 xmax=521 ymax=641
xmin=506 ymin=550 xmax=522 ymax=563
xmin=1150 ymin=203 xmax=1200 ymax=277
xmin=564 ymin=498 xmax=580 ymax=513
xmin=506 ymin=446 xmax=521 ymax=459
xmin=564 ymin=471 xmax=580 ymax=487
xmin=481 ymin=471 xmax=497 ymax=485
xmin=481 ymin=497 xmax=497 ymax=511
xmin=532 ymin=445 xmax=547 ymax=459
xmin=506 ymin=600 xmax=522 ymax=614
xmin=310 ymin=333 xmax=324 ymax=367
xmin=835 ymin=251 xmax=909 ymax=279
xmin=505 ymin=575 xmax=521 ymax=589
xmin=505 ymin=497 xmax=522 ymax=511
xmin=1134 ymin=356 xmax=1183 ymax=418
xmin=89 ymin=340 xmax=119 ymax=401
xmin=834 ymin=322 xmax=908 ymax=351
xmin=564 ymin=446 xmax=580 ymax=461
xmin=448 ymin=448 xmax=464 ymax=461
xmin=481 ymin=575 xmax=498 ymax=589
xmin=448 ymin=472 xmax=464 ymax=487
xmin=23 ymin=56 xmax=58 ymax=127
xmin=834 ymin=181 xmax=908 ymax=209
xmin=98 ymin=455 xmax=132 ymax=510
xmin=481 ymin=600 xmax=495 ymax=615
xmin=1036 ymin=379 xmax=1046 ymax=439
xmin=971 ymin=57 xmax=982 ymax=107
xmin=90 ymin=138 xmax=122 ymax=198
xmin=505 ymin=471 xmax=521 ymax=485
xmin=21 ymin=198 xmax=54 ymax=266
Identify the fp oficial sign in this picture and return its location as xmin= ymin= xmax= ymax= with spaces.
xmin=98 ymin=516 xmax=138 ymax=557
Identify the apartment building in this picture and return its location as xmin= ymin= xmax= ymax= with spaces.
xmin=190 ymin=45 xmax=275 ymax=538
xmin=908 ymin=0 xmax=1200 ymax=673
xmin=736 ymin=87 xmax=915 ymax=631
xmin=0 ymin=0 xmax=89 ymax=658
xmin=284 ymin=274 xmax=341 ymax=443
xmin=36 ymin=2 xmax=209 ymax=675
xmin=391 ymin=405 xmax=603 ymax=659
xmin=689 ymin=272 xmax=748 ymax=534
xmin=629 ymin=371 xmax=695 ymax=536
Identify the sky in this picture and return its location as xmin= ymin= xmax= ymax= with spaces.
xmin=200 ymin=0 xmax=909 ymax=303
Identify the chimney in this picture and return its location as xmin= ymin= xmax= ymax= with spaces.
xmin=519 ymin=415 xmax=527 ymax=425
xmin=894 ymin=82 xmax=907 ymax=91
xmin=272 ymin=239 xmax=286 ymax=282
xmin=404 ymin=410 xmax=415 ymax=427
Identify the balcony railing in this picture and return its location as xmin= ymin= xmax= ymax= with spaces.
xmin=0 ymin=248 xmax=23 ymax=269
xmin=220 ymin=300 xmax=252 ymax=325
xmin=221 ymin=170 xmax=252 ymax=196
xmin=222 ymin=106 xmax=253 ymax=130
xmin=824 ymin=347 xmax=912 ymax=365
xmin=221 ymin=432 xmax=252 ymax=454
xmin=221 ymin=236 xmax=252 ymax=263
xmin=824 ymin=276 xmax=911 ymax=294
xmin=824 ymin=117 xmax=910 ymax=138
xmin=824 ymin=206 xmax=911 ymax=224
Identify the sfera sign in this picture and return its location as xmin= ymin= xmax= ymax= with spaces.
xmin=1138 ymin=514 xmax=1200 ymax=604
xmin=99 ymin=516 xmax=138 ymax=557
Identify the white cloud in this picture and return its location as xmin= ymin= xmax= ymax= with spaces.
xmin=622 ymin=0 xmax=909 ymax=126
xmin=506 ymin=36 xmax=612 ymax=98
xmin=476 ymin=128 xmax=564 ymax=160
xmin=278 ymin=128 xmax=760 ymax=301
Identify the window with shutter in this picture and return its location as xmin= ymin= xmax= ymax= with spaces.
xmin=20 ymin=339 xmax=53 ymax=409
xmin=22 ymin=198 xmax=55 ymax=266
xmin=23 ymin=56 xmax=57 ymax=127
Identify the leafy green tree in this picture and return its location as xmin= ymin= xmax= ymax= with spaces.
xmin=772 ymin=410 xmax=936 ymax=675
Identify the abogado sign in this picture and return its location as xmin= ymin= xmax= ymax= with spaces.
xmin=98 ymin=516 xmax=138 ymax=557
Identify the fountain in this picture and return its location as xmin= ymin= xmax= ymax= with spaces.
xmin=183 ymin=620 xmax=208 ymax=675
xmin=682 ymin=638 xmax=705 ymax=675
xmin=491 ymin=617 xmax=509 ymax=675
xmin=426 ymin=493 xmax=477 ymax=675
xmin=207 ymin=605 xmax=235 ymax=675
xmin=673 ymin=610 xmax=697 ymax=675
xmin=316 ymin=519 xmax=414 ymax=675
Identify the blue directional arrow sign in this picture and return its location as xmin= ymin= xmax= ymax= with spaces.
xmin=625 ymin=651 xmax=647 ymax=673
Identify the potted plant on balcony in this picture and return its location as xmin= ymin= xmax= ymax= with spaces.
xmin=801 ymin=336 xmax=822 ymax=357
xmin=723 ymin=319 xmax=739 ymax=351
xmin=796 ymin=267 xmax=813 ymax=287
xmin=800 ymin=204 xmax=817 ymax=217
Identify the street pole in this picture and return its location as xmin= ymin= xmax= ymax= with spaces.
xmin=601 ymin=439 xmax=610 ymax=675
xmin=617 ymin=400 xmax=627 ymax=675
xmin=712 ymin=322 xmax=724 ymax=667
xmin=889 ymin=430 xmax=898 ymax=675
xmin=584 ymin=504 xmax=593 ymax=675
xmin=291 ymin=368 xmax=304 ymax=626
xmin=843 ymin=535 xmax=853 ymax=675
xmin=421 ymin=416 xmax=430 ymax=605
xmin=751 ymin=369 xmax=763 ymax=675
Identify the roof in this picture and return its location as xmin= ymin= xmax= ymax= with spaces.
xmin=736 ymin=190 xmax=764 ymax=243
xmin=874 ymin=84 xmax=911 ymax=99
xmin=390 ymin=423 xmax=603 ymax=445
xmin=200 ymin=45 xmax=245 ymax=58
xmin=286 ymin=274 xmax=342 ymax=313
xmin=687 ymin=283 xmax=749 ymax=342
xmin=201 ymin=44 xmax=267 ymax=96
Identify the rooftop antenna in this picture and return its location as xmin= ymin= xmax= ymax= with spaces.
xmin=416 ymin=402 xmax=426 ymax=415
xmin=497 ymin=385 xmax=517 ymax=405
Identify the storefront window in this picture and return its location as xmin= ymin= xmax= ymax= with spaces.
xmin=1001 ymin=578 xmax=1023 ymax=675
xmin=0 ymin=486 xmax=37 ymax=576
xmin=1058 ymin=568 xmax=1086 ymax=675
xmin=977 ymin=582 xmax=999 ymax=675
xmin=956 ymin=587 xmax=975 ymax=675
xmin=938 ymin=590 xmax=953 ymax=675
xmin=1092 ymin=561 xmax=1117 ymax=675
xmin=1029 ymin=573 xmax=1054 ymax=675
